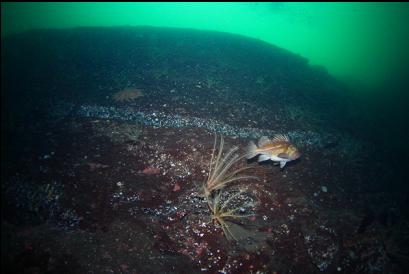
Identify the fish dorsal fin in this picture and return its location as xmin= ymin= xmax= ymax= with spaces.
xmin=258 ymin=136 xmax=273 ymax=147
xmin=272 ymin=134 xmax=290 ymax=143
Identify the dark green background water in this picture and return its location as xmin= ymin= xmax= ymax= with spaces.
xmin=2 ymin=2 xmax=409 ymax=90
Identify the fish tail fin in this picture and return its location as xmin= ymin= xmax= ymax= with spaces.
xmin=245 ymin=141 xmax=259 ymax=159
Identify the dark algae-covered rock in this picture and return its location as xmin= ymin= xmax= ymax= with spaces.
xmin=2 ymin=26 xmax=408 ymax=273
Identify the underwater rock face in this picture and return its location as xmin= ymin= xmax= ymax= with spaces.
xmin=2 ymin=27 xmax=406 ymax=273
xmin=303 ymin=225 xmax=339 ymax=271
xmin=2 ymin=26 xmax=349 ymax=127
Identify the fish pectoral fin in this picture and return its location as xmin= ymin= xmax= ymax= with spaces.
xmin=277 ymin=153 xmax=290 ymax=159
xmin=258 ymin=154 xmax=271 ymax=162
xmin=280 ymin=161 xmax=287 ymax=169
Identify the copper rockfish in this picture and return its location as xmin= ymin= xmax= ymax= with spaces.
xmin=246 ymin=134 xmax=301 ymax=169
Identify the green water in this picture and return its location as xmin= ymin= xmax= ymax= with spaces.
xmin=2 ymin=2 xmax=409 ymax=89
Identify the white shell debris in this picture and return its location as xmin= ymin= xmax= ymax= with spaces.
xmin=77 ymin=104 xmax=335 ymax=149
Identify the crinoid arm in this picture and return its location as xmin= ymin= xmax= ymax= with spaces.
xmin=219 ymin=219 xmax=239 ymax=242
xmin=203 ymin=134 xmax=259 ymax=197
xmin=207 ymin=189 xmax=256 ymax=242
